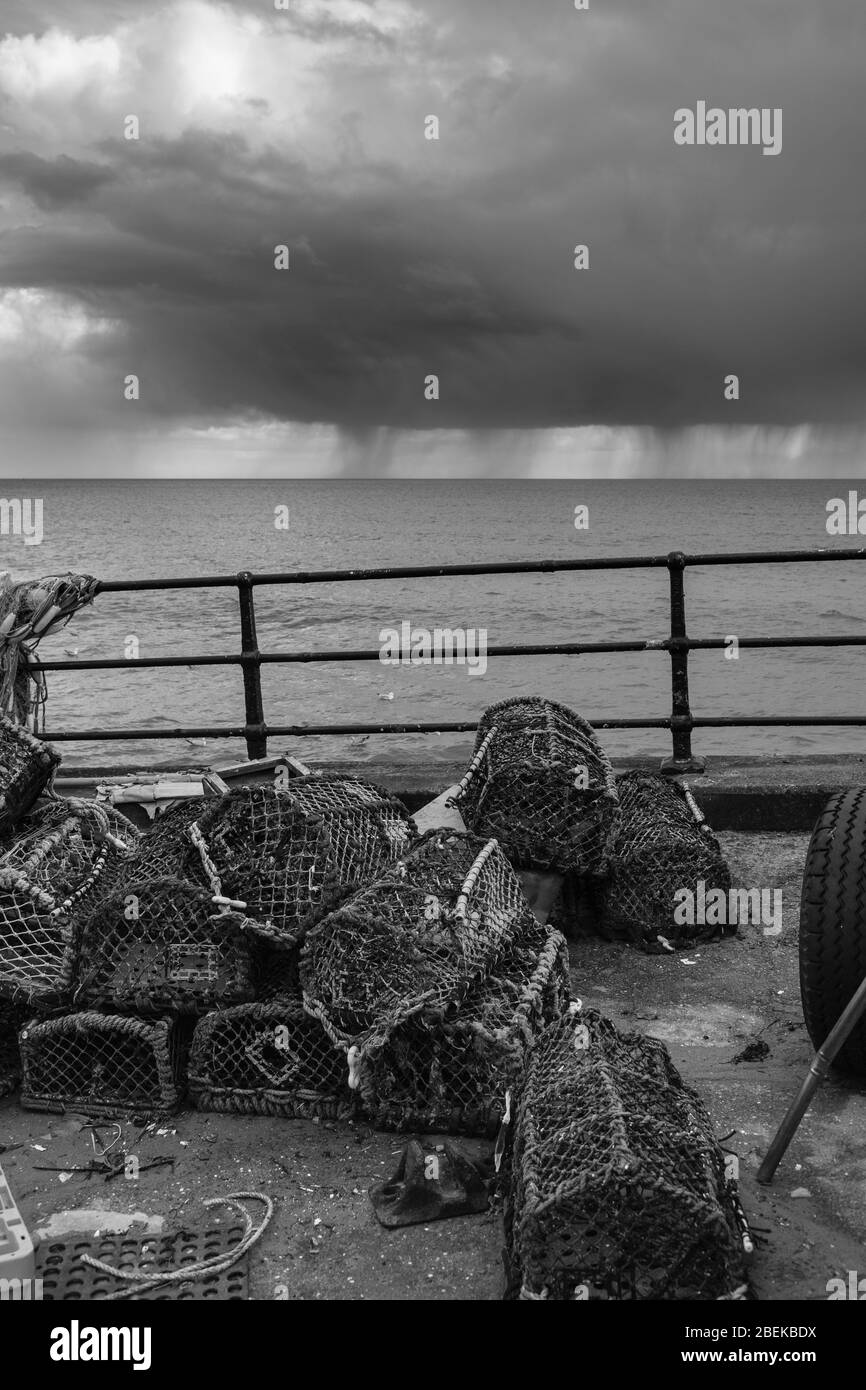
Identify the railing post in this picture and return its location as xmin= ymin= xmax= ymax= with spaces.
xmin=237 ymin=572 xmax=267 ymax=760
xmin=661 ymin=552 xmax=706 ymax=775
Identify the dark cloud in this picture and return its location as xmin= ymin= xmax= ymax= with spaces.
xmin=0 ymin=0 xmax=865 ymax=455
xmin=0 ymin=151 xmax=114 ymax=208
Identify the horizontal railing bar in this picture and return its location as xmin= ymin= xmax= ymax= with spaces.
xmin=39 ymin=715 xmax=866 ymax=741
xmin=30 ymin=632 xmax=866 ymax=672
xmin=89 ymin=548 xmax=866 ymax=595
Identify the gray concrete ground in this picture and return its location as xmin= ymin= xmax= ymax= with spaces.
xmin=2 ymin=829 xmax=865 ymax=1301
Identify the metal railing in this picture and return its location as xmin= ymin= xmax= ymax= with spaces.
xmin=29 ymin=547 xmax=866 ymax=774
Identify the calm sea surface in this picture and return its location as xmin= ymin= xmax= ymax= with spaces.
xmin=2 ymin=478 xmax=865 ymax=771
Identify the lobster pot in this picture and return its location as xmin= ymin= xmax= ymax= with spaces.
xmin=504 ymin=1010 xmax=749 ymax=1301
xmin=600 ymin=772 xmax=732 ymax=950
xmin=0 ymin=800 xmax=138 ymax=1007
xmin=453 ymin=698 xmax=619 ymax=875
xmin=115 ymin=799 xmax=211 ymax=887
xmin=301 ymin=830 xmax=538 ymax=1061
xmin=360 ymin=925 xmax=571 ymax=1138
xmin=0 ymin=1000 xmax=23 ymax=1098
xmin=0 ymin=717 xmax=60 ymax=840
xmin=75 ymin=878 xmax=256 ymax=1015
xmin=188 ymin=999 xmax=353 ymax=1120
xmin=19 ymin=1012 xmax=185 ymax=1118
xmin=186 ymin=780 xmax=415 ymax=951
xmin=276 ymin=774 xmax=414 ymax=863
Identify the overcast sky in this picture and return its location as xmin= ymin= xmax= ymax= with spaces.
xmin=0 ymin=0 xmax=864 ymax=476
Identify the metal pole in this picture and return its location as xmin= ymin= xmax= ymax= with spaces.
xmin=661 ymin=552 xmax=706 ymax=774
xmin=757 ymin=972 xmax=866 ymax=1184
xmin=237 ymin=572 xmax=267 ymax=760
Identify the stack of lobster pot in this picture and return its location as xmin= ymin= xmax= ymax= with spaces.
xmin=286 ymin=829 xmax=570 ymax=1136
xmin=19 ymin=772 xmax=418 ymax=1119
xmin=452 ymin=698 xmax=732 ymax=956
xmin=0 ymin=727 xmax=144 ymax=1111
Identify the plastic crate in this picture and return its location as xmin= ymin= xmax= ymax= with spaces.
xmin=0 ymin=1162 xmax=36 ymax=1292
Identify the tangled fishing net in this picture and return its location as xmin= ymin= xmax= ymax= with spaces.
xmin=452 ymin=697 xmax=620 ymax=875
xmin=0 ymin=797 xmax=139 ymax=1008
xmin=301 ymin=829 xmax=539 ymax=1069
xmin=75 ymin=877 xmax=256 ymax=1015
xmin=600 ymin=772 xmax=732 ymax=951
xmin=359 ymin=922 xmax=571 ymax=1137
xmin=19 ymin=1011 xmax=186 ymax=1117
xmin=503 ymin=1007 xmax=751 ymax=1301
xmin=188 ymin=999 xmax=353 ymax=1121
xmin=186 ymin=776 xmax=415 ymax=951
xmin=0 ymin=572 xmax=98 ymax=731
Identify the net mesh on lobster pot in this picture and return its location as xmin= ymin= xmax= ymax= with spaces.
xmin=452 ymin=698 xmax=619 ymax=875
xmin=188 ymin=999 xmax=353 ymax=1121
xmin=187 ymin=778 xmax=414 ymax=951
xmin=0 ymin=798 xmax=139 ymax=1008
xmin=504 ymin=1009 xmax=750 ymax=1301
xmin=359 ymin=924 xmax=571 ymax=1137
xmin=116 ymin=798 xmax=212 ymax=887
xmin=74 ymin=877 xmax=256 ymax=1015
xmin=301 ymin=830 xmax=538 ymax=1063
xmin=600 ymin=772 xmax=733 ymax=951
xmin=19 ymin=1011 xmax=185 ymax=1117
xmin=0 ymin=716 xmax=60 ymax=839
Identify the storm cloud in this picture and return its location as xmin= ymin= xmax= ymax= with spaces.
xmin=0 ymin=0 xmax=864 ymax=473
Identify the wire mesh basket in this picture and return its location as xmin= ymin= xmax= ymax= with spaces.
xmin=19 ymin=1011 xmax=186 ymax=1117
xmin=185 ymin=778 xmax=415 ymax=951
xmin=188 ymin=999 xmax=354 ymax=1121
xmin=359 ymin=924 xmax=571 ymax=1137
xmin=600 ymin=772 xmax=733 ymax=951
xmin=452 ymin=697 xmax=620 ymax=875
xmin=0 ymin=717 xmax=61 ymax=839
xmin=503 ymin=1007 xmax=750 ymax=1301
xmin=74 ymin=877 xmax=256 ymax=1014
xmin=301 ymin=829 xmax=539 ymax=1065
xmin=0 ymin=798 xmax=139 ymax=1008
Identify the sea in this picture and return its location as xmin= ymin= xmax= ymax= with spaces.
xmin=2 ymin=478 xmax=865 ymax=772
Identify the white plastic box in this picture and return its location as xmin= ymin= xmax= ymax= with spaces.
xmin=0 ymin=1161 xmax=36 ymax=1295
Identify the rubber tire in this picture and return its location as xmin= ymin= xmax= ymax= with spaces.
xmin=800 ymin=787 xmax=866 ymax=1075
